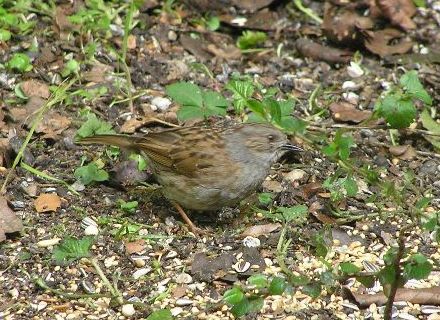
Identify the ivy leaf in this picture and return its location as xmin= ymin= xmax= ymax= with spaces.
xmin=74 ymin=162 xmax=109 ymax=185
xmin=76 ymin=113 xmax=115 ymax=138
xmin=376 ymin=94 xmax=417 ymax=129
xmin=166 ymin=82 xmax=203 ymax=108
xmin=400 ymin=70 xmax=432 ymax=105
xmin=403 ymin=253 xmax=432 ymax=280
xmin=52 ymin=236 xmax=94 ymax=264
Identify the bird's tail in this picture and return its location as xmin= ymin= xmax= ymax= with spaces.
xmin=78 ymin=134 xmax=140 ymax=149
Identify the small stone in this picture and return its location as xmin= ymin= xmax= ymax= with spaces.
xmin=84 ymin=225 xmax=99 ymax=236
xmin=243 ymin=236 xmax=260 ymax=248
xmin=342 ymin=92 xmax=359 ymax=104
xmin=151 ymin=97 xmax=172 ymax=112
xmin=232 ymin=261 xmax=250 ymax=273
xmin=133 ymin=258 xmax=146 ymax=267
xmin=37 ymin=238 xmax=61 ymax=247
xmin=132 ymin=267 xmax=152 ymax=280
xmin=342 ymin=81 xmax=358 ymax=90
xmin=171 ymin=307 xmax=184 ymax=316
xmin=121 ymin=304 xmax=135 ymax=317
xmin=176 ymin=298 xmax=193 ymax=306
xmin=347 ymin=62 xmax=364 ymax=78
xmin=168 ymin=30 xmax=178 ymax=41
xmin=9 ymin=288 xmax=19 ymax=298
xmin=175 ymin=272 xmax=193 ymax=284
xmin=284 ymin=169 xmax=306 ymax=183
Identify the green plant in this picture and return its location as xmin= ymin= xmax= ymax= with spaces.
xmin=236 ymin=31 xmax=267 ymax=50
xmin=68 ymin=0 xmax=116 ymax=37
xmin=52 ymin=236 xmax=94 ymax=264
xmin=375 ymin=70 xmax=432 ymax=129
xmin=76 ymin=113 xmax=115 ymax=138
xmin=166 ymin=82 xmax=228 ymax=121
xmin=61 ymin=59 xmax=80 ymax=77
xmin=118 ymin=199 xmax=138 ymax=214
xmin=223 ymin=275 xmax=289 ymax=317
xmin=7 ymin=53 xmax=32 ymax=72
xmin=74 ymin=161 xmax=109 ymax=185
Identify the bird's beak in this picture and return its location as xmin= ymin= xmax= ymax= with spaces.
xmin=281 ymin=143 xmax=303 ymax=152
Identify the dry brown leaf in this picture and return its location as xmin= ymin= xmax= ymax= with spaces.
xmin=20 ymin=79 xmax=50 ymax=99
xmin=309 ymin=201 xmax=337 ymax=225
xmin=231 ymin=0 xmax=274 ymax=11
xmin=389 ymin=145 xmax=417 ymax=160
xmin=34 ymin=193 xmax=61 ymax=213
xmin=329 ymin=101 xmax=372 ymax=123
xmin=241 ymin=223 xmax=281 ymax=237
xmin=36 ymin=111 xmax=71 ymax=138
xmin=206 ymin=44 xmax=241 ymax=60
xmin=364 ymin=28 xmax=413 ymax=57
xmin=0 ymin=196 xmax=23 ymax=242
xmin=83 ymin=62 xmax=113 ymax=83
xmin=296 ymin=38 xmax=352 ymax=64
xmin=125 ymin=239 xmax=146 ymax=255
xmin=120 ymin=118 xmax=146 ymax=134
xmin=377 ymin=0 xmax=416 ymax=30
xmin=301 ymin=182 xmax=323 ymax=199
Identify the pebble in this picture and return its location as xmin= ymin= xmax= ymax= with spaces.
xmin=176 ymin=298 xmax=193 ymax=306
xmin=121 ymin=304 xmax=135 ymax=317
xmin=84 ymin=225 xmax=99 ymax=236
xmin=347 ymin=62 xmax=364 ymax=78
xmin=133 ymin=258 xmax=146 ymax=267
xmin=284 ymin=169 xmax=306 ymax=183
xmin=151 ymin=97 xmax=172 ymax=112
xmin=168 ymin=30 xmax=177 ymax=41
xmin=342 ymin=92 xmax=359 ymax=105
xmin=243 ymin=236 xmax=260 ymax=248
xmin=342 ymin=81 xmax=359 ymax=90
xmin=132 ymin=267 xmax=152 ymax=279
xmin=232 ymin=261 xmax=250 ymax=273
xmin=171 ymin=307 xmax=184 ymax=316
xmin=176 ymin=272 xmax=193 ymax=284
xmin=37 ymin=238 xmax=61 ymax=247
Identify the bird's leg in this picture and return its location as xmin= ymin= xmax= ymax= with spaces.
xmin=171 ymin=201 xmax=207 ymax=235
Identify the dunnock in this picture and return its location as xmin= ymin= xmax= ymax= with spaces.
xmin=79 ymin=123 xmax=301 ymax=233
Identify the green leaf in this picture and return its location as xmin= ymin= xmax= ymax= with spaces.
xmin=76 ymin=113 xmax=115 ymax=138
xmin=340 ymin=262 xmax=361 ymax=274
xmin=223 ymin=287 xmax=245 ymax=305
xmin=74 ymin=162 xmax=109 ymax=185
xmin=258 ymin=193 xmax=273 ymax=206
xmin=7 ymin=53 xmax=32 ymax=72
xmin=166 ymin=82 xmax=203 ymax=108
xmin=230 ymin=297 xmax=250 ymax=317
xmin=356 ymin=275 xmax=376 ymax=288
xmin=247 ymin=296 xmax=264 ymax=313
xmin=378 ymin=265 xmax=396 ymax=286
xmin=226 ymin=80 xmax=254 ymax=112
xmin=206 ymin=16 xmax=220 ymax=31
xmin=320 ymin=271 xmax=337 ymax=286
xmin=289 ymin=275 xmax=310 ymax=286
xmin=52 ymin=236 xmax=94 ymax=264
xmin=269 ymin=277 xmax=287 ymax=295
xmin=343 ymin=177 xmax=358 ymax=197
xmin=412 ymin=0 xmax=426 ymax=7
xmin=61 ymin=59 xmax=80 ymax=77
xmin=403 ymin=253 xmax=432 ymax=280
xmin=400 ymin=70 xmax=432 ymax=105
xmin=248 ymin=274 xmax=268 ymax=288
xmin=202 ymin=90 xmax=228 ymax=116
xmin=247 ymin=100 xmax=267 ymax=119
xmin=422 ymin=217 xmax=438 ymax=232
xmin=129 ymin=153 xmax=148 ymax=171
xmin=376 ymin=94 xmax=417 ymax=129
xmin=263 ymin=98 xmax=281 ymax=123
xmin=279 ymin=99 xmax=295 ymax=116
xmin=0 ymin=29 xmax=11 ymax=41
xmin=302 ymin=283 xmax=322 ymax=298
xmin=118 ymin=200 xmax=139 ymax=213
xmin=146 ymin=309 xmax=173 ymax=320
xmin=278 ymin=205 xmax=308 ymax=223
xmin=420 ymin=109 xmax=440 ymax=150
xmin=237 ymin=31 xmax=267 ymax=50
xmin=322 ymin=131 xmax=355 ymax=160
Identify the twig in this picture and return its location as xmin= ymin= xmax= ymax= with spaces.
xmin=384 ymin=224 xmax=414 ymax=320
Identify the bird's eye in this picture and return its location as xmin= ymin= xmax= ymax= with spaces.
xmin=267 ymin=134 xmax=275 ymax=141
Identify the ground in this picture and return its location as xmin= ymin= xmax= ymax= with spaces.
xmin=1 ymin=0 xmax=440 ymax=319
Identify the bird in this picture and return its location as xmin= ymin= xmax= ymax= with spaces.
xmin=78 ymin=122 xmax=302 ymax=234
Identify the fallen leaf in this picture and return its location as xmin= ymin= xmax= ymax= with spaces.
xmin=125 ymin=239 xmax=146 ymax=255
xmin=0 ymin=196 xmax=23 ymax=242
xmin=377 ymin=0 xmax=416 ymax=30
xmin=364 ymin=28 xmax=413 ymax=57
xmin=241 ymin=223 xmax=281 ymax=237
xmin=389 ymin=145 xmax=417 ymax=160
xmin=420 ymin=109 xmax=440 ymax=150
xmin=120 ymin=118 xmax=146 ymax=133
xmin=34 ymin=193 xmax=61 ymax=213
xmin=296 ymin=38 xmax=352 ymax=64
xmin=20 ymin=79 xmax=50 ymax=99
xmin=36 ymin=111 xmax=71 ymax=138
xmin=206 ymin=44 xmax=241 ymax=60
xmin=329 ymin=101 xmax=372 ymax=123
xmin=309 ymin=201 xmax=337 ymax=225
xmin=83 ymin=62 xmax=113 ymax=83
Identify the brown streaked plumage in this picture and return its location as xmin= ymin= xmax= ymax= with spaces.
xmin=78 ymin=123 xmax=301 ymax=234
